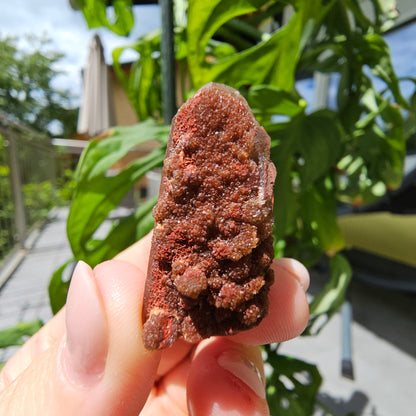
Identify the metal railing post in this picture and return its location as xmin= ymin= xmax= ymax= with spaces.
xmin=8 ymin=134 xmax=26 ymax=246
xmin=160 ymin=0 xmax=176 ymax=124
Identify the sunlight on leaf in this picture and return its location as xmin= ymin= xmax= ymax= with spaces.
xmin=264 ymin=349 xmax=322 ymax=416
xmin=76 ymin=0 xmax=134 ymax=36
xmin=305 ymin=253 xmax=352 ymax=335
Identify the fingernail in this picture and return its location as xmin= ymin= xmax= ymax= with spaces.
xmin=62 ymin=261 xmax=108 ymax=386
xmin=217 ymin=350 xmax=266 ymax=399
xmin=277 ymin=258 xmax=310 ymax=292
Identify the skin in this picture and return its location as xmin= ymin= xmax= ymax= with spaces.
xmin=0 ymin=232 xmax=309 ymax=416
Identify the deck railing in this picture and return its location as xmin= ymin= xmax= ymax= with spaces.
xmin=0 ymin=112 xmax=67 ymax=262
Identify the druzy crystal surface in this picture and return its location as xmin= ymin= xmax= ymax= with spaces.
xmin=142 ymin=83 xmax=276 ymax=350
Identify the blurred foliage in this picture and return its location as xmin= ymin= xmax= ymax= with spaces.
xmin=0 ymin=320 xmax=43 ymax=371
xmin=0 ymin=174 xmax=73 ymax=260
xmin=264 ymin=344 xmax=323 ymax=415
xmin=0 ymin=134 xmax=15 ymax=259
xmin=22 ymin=174 xmax=75 ymax=225
xmin=48 ymin=0 xmax=414 ymax=414
xmin=0 ymin=320 xmax=43 ymax=349
xmin=306 ymin=253 xmax=352 ymax=335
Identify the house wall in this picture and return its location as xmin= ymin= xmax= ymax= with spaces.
xmin=108 ymin=66 xmax=139 ymax=127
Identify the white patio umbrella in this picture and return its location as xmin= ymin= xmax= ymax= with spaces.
xmin=77 ymin=34 xmax=114 ymax=138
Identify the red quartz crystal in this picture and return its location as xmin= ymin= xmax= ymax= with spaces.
xmin=142 ymin=83 xmax=276 ymax=350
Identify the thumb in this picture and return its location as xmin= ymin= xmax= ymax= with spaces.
xmin=0 ymin=260 xmax=161 ymax=416
xmin=187 ymin=338 xmax=269 ymax=416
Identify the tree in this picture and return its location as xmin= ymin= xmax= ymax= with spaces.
xmin=0 ymin=35 xmax=78 ymax=138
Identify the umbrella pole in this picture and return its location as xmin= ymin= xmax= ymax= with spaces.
xmin=160 ymin=0 xmax=176 ymax=124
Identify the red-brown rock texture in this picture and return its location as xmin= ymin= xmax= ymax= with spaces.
xmin=142 ymin=83 xmax=276 ymax=350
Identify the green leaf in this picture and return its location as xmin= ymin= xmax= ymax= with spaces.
xmin=341 ymin=0 xmax=374 ymax=32
xmin=247 ymin=85 xmax=306 ymax=119
xmin=347 ymin=92 xmax=406 ymax=194
xmin=271 ymin=111 xmax=344 ymax=246
xmin=80 ymin=196 xmax=157 ymax=266
xmin=272 ymin=139 xmax=298 ymax=244
xmin=69 ymin=148 xmax=164 ymax=263
xmin=293 ymin=111 xmax=344 ymax=187
xmin=187 ymin=0 xmax=267 ymax=71
xmin=112 ymin=31 xmax=162 ymax=120
xmin=305 ymin=253 xmax=352 ymax=335
xmin=76 ymin=0 xmax=134 ymax=36
xmin=134 ymin=196 xmax=158 ymax=240
xmin=301 ymin=180 xmax=345 ymax=255
xmin=187 ymin=0 xmax=335 ymax=89
xmin=0 ymin=320 xmax=43 ymax=348
xmin=49 ymin=199 xmax=156 ymax=315
xmin=49 ymin=259 xmax=75 ymax=315
xmin=361 ymin=33 xmax=407 ymax=107
xmin=369 ymin=0 xmax=399 ymax=31
xmin=206 ymin=39 xmax=237 ymax=60
xmin=67 ymin=121 xmax=168 ymax=264
xmin=359 ymin=126 xmax=404 ymax=190
xmin=275 ymin=110 xmax=345 ymax=186
xmin=265 ymin=351 xmax=322 ymax=416
xmin=75 ymin=121 xmax=167 ymax=181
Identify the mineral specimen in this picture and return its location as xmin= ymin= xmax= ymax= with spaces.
xmin=142 ymin=82 xmax=276 ymax=350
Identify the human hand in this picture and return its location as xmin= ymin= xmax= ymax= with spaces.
xmin=0 ymin=233 xmax=309 ymax=416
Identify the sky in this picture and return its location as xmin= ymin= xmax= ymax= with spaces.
xmin=0 ymin=0 xmax=160 ymax=105
xmin=0 ymin=0 xmax=415 ymax=109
